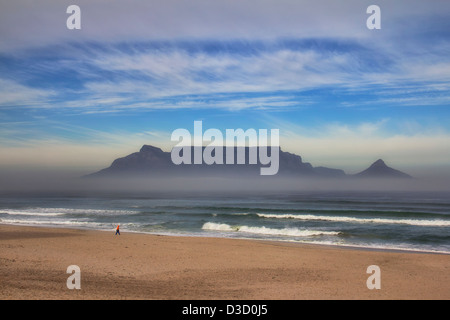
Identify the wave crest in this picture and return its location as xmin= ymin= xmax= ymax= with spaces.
xmin=257 ymin=213 xmax=450 ymax=227
xmin=201 ymin=222 xmax=340 ymax=237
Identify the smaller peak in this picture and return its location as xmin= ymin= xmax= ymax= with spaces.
xmin=371 ymin=159 xmax=387 ymax=167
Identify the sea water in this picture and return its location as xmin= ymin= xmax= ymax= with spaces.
xmin=0 ymin=191 xmax=449 ymax=254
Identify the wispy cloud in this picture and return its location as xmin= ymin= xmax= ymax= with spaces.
xmin=3 ymin=37 xmax=449 ymax=113
xmin=0 ymin=78 xmax=56 ymax=107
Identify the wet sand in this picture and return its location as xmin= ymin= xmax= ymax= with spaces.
xmin=0 ymin=224 xmax=449 ymax=300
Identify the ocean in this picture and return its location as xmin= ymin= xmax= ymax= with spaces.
xmin=1 ymin=191 xmax=449 ymax=254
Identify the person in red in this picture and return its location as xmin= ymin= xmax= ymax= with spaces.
xmin=115 ymin=224 xmax=120 ymax=235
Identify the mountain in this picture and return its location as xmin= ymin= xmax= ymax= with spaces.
xmin=86 ymin=144 xmax=346 ymax=178
xmin=355 ymin=159 xmax=412 ymax=179
xmin=86 ymin=145 xmax=411 ymax=180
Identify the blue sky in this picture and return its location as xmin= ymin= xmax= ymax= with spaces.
xmin=0 ymin=0 xmax=449 ymax=175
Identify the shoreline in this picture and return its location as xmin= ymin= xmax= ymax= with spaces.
xmin=1 ymin=222 xmax=448 ymax=256
xmin=1 ymin=224 xmax=449 ymax=299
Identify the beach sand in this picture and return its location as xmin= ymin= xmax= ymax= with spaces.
xmin=0 ymin=224 xmax=449 ymax=300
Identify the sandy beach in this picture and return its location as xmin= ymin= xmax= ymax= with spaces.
xmin=0 ymin=224 xmax=449 ymax=300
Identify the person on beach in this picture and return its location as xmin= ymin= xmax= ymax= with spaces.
xmin=115 ymin=224 xmax=120 ymax=235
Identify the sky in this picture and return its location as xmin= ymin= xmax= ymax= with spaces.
xmin=0 ymin=0 xmax=450 ymax=177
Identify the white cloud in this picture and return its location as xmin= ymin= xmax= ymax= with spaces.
xmin=15 ymin=33 xmax=443 ymax=113
xmin=0 ymin=79 xmax=55 ymax=107
xmin=52 ymin=46 xmax=373 ymax=111
xmin=1 ymin=0 xmax=449 ymax=112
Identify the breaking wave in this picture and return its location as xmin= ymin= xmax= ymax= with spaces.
xmin=201 ymin=222 xmax=341 ymax=237
xmin=256 ymin=213 xmax=450 ymax=227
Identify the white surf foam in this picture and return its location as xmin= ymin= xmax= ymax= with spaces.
xmin=1 ymin=208 xmax=135 ymax=216
xmin=0 ymin=218 xmax=100 ymax=227
xmin=201 ymin=222 xmax=340 ymax=237
xmin=256 ymin=213 xmax=450 ymax=227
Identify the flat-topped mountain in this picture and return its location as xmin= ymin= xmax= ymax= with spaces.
xmin=86 ymin=144 xmax=345 ymax=178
